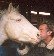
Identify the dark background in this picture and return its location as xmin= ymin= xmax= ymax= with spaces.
xmin=0 ymin=0 xmax=54 ymax=27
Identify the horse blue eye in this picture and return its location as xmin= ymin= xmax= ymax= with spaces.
xmin=16 ymin=19 xmax=21 ymax=22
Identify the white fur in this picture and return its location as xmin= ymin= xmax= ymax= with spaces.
xmin=0 ymin=3 xmax=41 ymax=55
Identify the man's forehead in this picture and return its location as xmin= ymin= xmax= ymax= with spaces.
xmin=39 ymin=24 xmax=48 ymax=29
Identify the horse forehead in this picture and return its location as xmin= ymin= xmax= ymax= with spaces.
xmin=9 ymin=12 xmax=23 ymax=19
xmin=9 ymin=12 xmax=19 ymax=16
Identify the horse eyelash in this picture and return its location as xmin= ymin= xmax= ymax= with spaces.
xmin=16 ymin=19 xmax=21 ymax=22
xmin=10 ymin=19 xmax=21 ymax=22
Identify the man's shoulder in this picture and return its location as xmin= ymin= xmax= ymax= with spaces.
xmin=46 ymin=38 xmax=54 ymax=50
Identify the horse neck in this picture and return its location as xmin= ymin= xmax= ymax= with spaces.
xmin=0 ymin=19 xmax=8 ymax=45
xmin=0 ymin=17 xmax=7 ymax=29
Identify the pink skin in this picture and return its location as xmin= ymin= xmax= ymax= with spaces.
xmin=39 ymin=24 xmax=48 ymax=40
xmin=39 ymin=24 xmax=52 ymax=44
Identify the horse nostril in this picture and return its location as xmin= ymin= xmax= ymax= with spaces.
xmin=37 ymin=34 xmax=39 ymax=37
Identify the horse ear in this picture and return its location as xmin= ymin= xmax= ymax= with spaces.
xmin=16 ymin=5 xmax=19 ymax=11
xmin=16 ymin=5 xmax=21 ymax=13
xmin=7 ymin=3 xmax=15 ymax=13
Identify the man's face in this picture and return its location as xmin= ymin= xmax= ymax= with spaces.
xmin=39 ymin=24 xmax=49 ymax=40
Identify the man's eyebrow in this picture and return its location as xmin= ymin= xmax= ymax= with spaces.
xmin=39 ymin=28 xmax=42 ymax=30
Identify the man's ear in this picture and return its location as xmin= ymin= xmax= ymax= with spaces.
xmin=47 ymin=31 xmax=52 ymax=35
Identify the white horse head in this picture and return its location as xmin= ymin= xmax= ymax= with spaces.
xmin=0 ymin=3 xmax=41 ymax=45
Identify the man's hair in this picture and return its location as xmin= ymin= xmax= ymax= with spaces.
xmin=39 ymin=19 xmax=54 ymax=37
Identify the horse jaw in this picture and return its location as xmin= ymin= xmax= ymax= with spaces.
xmin=0 ymin=29 xmax=8 ymax=45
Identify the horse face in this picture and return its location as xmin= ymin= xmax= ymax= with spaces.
xmin=5 ymin=3 xmax=41 ymax=44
